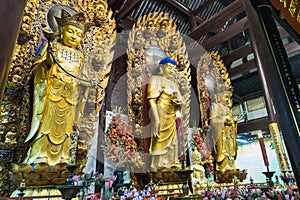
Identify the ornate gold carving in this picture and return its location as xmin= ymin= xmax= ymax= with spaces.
xmin=127 ymin=12 xmax=191 ymax=151
xmin=0 ymin=8 xmax=40 ymax=193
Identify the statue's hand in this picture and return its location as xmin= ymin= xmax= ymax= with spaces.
xmin=171 ymin=92 xmax=182 ymax=105
xmin=176 ymin=110 xmax=182 ymax=119
xmin=153 ymin=120 xmax=160 ymax=138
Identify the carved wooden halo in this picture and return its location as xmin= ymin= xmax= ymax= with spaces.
xmin=197 ymin=51 xmax=233 ymax=132
xmin=127 ymin=12 xmax=191 ymax=150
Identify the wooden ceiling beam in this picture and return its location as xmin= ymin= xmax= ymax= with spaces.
xmin=229 ymin=59 xmax=256 ymax=77
xmin=190 ymin=15 xmax=197 ymax=30
xmin=242 ymin=90 xmax=264 ymax=101
xmin=237 ymin=117 xmax=269 ymax=133
xmin=223 ymin=40 xmax=298 ymax=79
xmin=109 ymin=0 xmax=125 ymax=12
xmin=201 ymin=17 xmax=248 ymax=49
xmin=192 ymin=0 xmax=217 ymax=16
xmin=233 ymin=93 xmax=244 ymax=103
xmin=165 ymin=0 xmax=205 ymax=23
xmin=115 ymin=0 xmax=143 ymax=22
xmin=119 ymin=17 xmax=135 ymax=30
xmin=222 ymin=44 xmax=253 ymax=66
xmin=188 ymin=0 xmax=244 ymax=40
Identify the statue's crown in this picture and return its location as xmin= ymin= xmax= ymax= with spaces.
xmin=55 ymin=9 xmax=93 ymax=32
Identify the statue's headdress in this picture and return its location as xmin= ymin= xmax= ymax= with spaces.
xmin=55 ymin=9 xmax=94 ymax=32
xmin=159 ymin=57 xmax=177 ymax=66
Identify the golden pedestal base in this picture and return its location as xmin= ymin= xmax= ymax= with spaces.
xmin=147 ymin=166 xmax=182 ymax=183
xmin=215 ymin=168 xmax=247 ymax=183
xmin=10 ymin=162 xmax=84 ymax=186
xmin=10 ymin=187 xmax=62 ymax=200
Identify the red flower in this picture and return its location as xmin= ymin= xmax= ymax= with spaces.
xmin=104 ymin=114 xmax=144 ymax=170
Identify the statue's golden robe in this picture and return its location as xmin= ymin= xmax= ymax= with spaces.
xmin=147 ymin=76 xmax=181 ymax=170
xmin=210 ymin=101 xmax=237 ymax=171
xmin=24 ymin=41 xmax=84 ymax=166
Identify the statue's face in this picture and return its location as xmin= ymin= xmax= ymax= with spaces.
xmin=62 ymin=24 xmax=84 ymax=48
xmin=221 ymin=92 xmax=232 ymax=106
xmin=160 ymin=62 xmax=176 ymax=79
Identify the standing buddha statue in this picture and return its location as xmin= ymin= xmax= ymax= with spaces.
xmin=147 ymin=57 xmax=182 ymax=171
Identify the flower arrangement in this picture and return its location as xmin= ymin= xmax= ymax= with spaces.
xmin=202 ymin=184 xmax=299 ymax=200
xmin=191 ymin=127 xmax=214 ymax=175
xmin=265 ymin=185 xmax=299 ymax=200
xmin=279 ymin=172 xmax=296 ymax=186
xmin=72 ymin=171 xmax=116 ymax=200
xmin=105 ymin=114 xmax=144 ymax=170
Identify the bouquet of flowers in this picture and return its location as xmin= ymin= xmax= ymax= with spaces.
xmin=73 ymin=172 xmax=116 ymax=200
xmin=265 ymin=185 xmax=299 ymax=200
xmin=191 ymin=127 xmax=214 ymax=175
xmin=105 ymin=114 xmax=144 ymax=170
xmin=202 ymin=185 xmax=299 ymax=200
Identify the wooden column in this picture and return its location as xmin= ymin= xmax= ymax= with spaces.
xmin=0 ymin=0 xmax=27 ymax=103
xmin=244 ymin=0 xmax=300 ymax=188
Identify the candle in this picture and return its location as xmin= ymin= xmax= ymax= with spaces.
xmin=258 ymin=133 xmax=269 ymax=167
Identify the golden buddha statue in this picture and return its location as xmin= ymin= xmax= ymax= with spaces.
xmin=187 ymin=149 xmax=207 ymax=194
xmin=147 ymin=57 xmax=182 ymax=171
xmin=23 ymin=10 xmax=92 ymax=166
xmin=210 ymin=91 xmax=237 ymax=172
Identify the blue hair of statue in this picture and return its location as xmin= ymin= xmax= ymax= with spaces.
xmin=159 ymin=57 xmax=177 ymax=66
